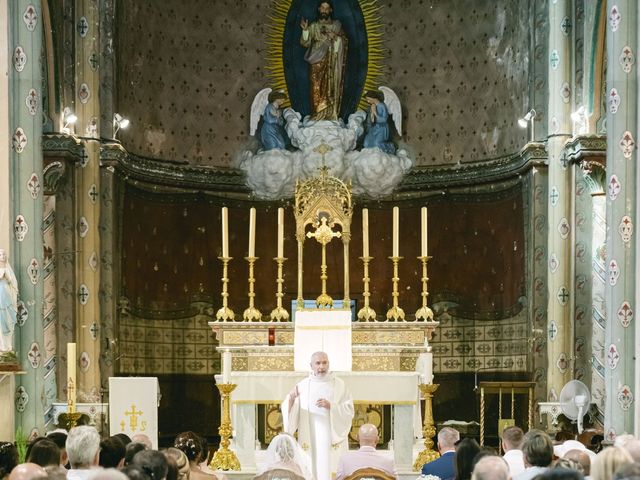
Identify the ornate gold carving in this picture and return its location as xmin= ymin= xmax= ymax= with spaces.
xmin=222 ymin=331 xmax=267 ymax=345
xmin=413 ymin=384 xmax=440 ymax=471
xmin=231 ymin=357 xmax=248 ymax=371
xmin=248 ymin=355 xmax=293 ymax=371
xmin=275 ymin=331 xmax=294 ymax=344
xmin=400 ymin=356 xmax=419 ymax=371
xmin=210 ymin=383 xmax=241 ymax=470
xmin=352 ymin=330 xmax=424 ymax=344
xmin=352 ymin=355 xmax=398 ymax=371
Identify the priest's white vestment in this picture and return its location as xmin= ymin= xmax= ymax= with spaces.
xmin=282 ymin=373 xmax=354 ymax=480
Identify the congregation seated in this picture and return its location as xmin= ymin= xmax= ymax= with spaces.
xmin=255 ymin=433 xmax=312 ymax=480
xmin=26 ymin=439 xmax=61 ymax=468
xmin=336 ymin=424 xmax=395 ymax=480
xmin=454 ymin=438 xmax=481 ymax=480
xmin=471 ymin=455 xmax=510 ymax=480
xmin=590 ymin=447 xmax=633 ymax=480
xmin=66 ymin=426 xmax=101 ymax=480
xmin=421 ymin=426 xmax=460 ymax=480
xmin=513 ymin=429 xmax=554 ymax=480
xmin=502 ymin=426 xmax=526 ymax=477
xmin=0 ymin=443 xmax=18 ymax=480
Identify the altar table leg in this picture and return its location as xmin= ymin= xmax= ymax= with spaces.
xmin=233 ymin=403 xmax=257 ymax=469
xmin=393 ymin=405 xmax=414 ymax=471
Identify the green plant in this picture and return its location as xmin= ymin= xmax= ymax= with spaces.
xmin=14 ymin=426 xmax=27 ymax=463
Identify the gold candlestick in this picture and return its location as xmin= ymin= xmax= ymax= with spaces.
xmin=415 ymin=255 xmax=434 ymax=322
xmin=413 ymin=383 xmax=440 ymax=471
xmin=270 ymin=256 xmax=289 ymax=321
xmin=243 ymin=256 xmax=262 ymax=321
xmin=386 ymin=256 xmax=405 ymax=321
xmin=216 ymin=256 xmax=235 ymax=321
xmin=357 ymin=256 xmax=376 ymax=321
xmin=210 ymin=383 xmax=241 ymax=471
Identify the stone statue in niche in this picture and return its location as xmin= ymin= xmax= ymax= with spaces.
xmin=0 ymin=249 xmax=19 ymax=353
xmin=251 ymin=89 xmax=289 ymax=151
xmin=362 ymin=88 xmax=402 ymax=154
xmin=300 ymin=0 xmax=347 ymax=121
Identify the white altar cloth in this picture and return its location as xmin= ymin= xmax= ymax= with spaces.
xmin=226 ymin=371 xmax=419 ymax=404
xmin=293 ymin=309 xmax=352 ymax=371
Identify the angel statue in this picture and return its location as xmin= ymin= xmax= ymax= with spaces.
xmin=250 ymin=88 xmax=289 ymax=151
xmin=0 ymin=249 xmax=18 ymax=352
xmin=363 ymin=87 xmax=402 ymax=154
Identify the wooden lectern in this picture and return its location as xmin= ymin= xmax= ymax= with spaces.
xmin=477 ymin=381 xmax=535 ymax=447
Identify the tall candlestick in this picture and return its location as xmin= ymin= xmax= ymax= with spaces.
xmin=277 ymin=208 xmax=284 ymax=258
xmin=248 ymin=208 xmax=256 ymax=257
xmin=67 ymin=343 xmax=76 ymax=413
xmin=221 ymin=207 xmax=229 ymax=257
xmin=222 ymin=351 xmax=232 ymax=383
xmin=392 ymin=206 xmax=399 ymax=257
xmin=362 ymin=208 xmax=369 ymax=257
xmin=421 ymin=207 xmax=428 ymax=257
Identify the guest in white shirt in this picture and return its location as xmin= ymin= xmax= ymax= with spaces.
xmin=501 ymin=426 xmax=525 ymax=477
xmin=513 ymin=430 xmax=553 ymax=480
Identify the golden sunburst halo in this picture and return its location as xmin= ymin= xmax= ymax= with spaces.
xmin=265 ymin=0 xmax=387 ymax=112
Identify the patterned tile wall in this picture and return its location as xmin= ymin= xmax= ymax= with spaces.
xmin=115 ymin=0 xmax=531 ymax=167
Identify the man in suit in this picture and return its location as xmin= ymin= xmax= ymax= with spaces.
xmin=336 ymin=424 xmax=396 ymax=480
xmin=421 ymin=427 xmax=460 ymax=480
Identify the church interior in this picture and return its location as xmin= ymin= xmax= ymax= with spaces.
xmin=0 ymin=0 xmax=638 ymax=477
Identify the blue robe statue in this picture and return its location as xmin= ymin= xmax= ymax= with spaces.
xmin=364 ymin=102 xmax=396 ymax=154
xmin=260 ymin=103 xmax=287 ymax=150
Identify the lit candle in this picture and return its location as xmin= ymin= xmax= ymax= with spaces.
xmin=424 ymin=351 xmax=433 ymax=384
xmin=362 ymin=209 xmax=369 ymax=257
xmin=222 ymin=350 xmax=232 ymax=383
xmin=221 ymin=207 xmax=229 ymax=257
xmin=67 ymin=343 xmax=76 ymax=413
xmin=392 ymin=206 xmax=399 ymax=257
xmin=277 ymin=208 xmax=284 ymax=258
xmin=248 ymin=208 xmax=256 ymax=257
xmin=421 ymin=207 xmax=428 ymax=257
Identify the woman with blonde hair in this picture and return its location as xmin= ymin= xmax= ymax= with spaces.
xmin=164 ymin=447 xmax=190 ymax=480
xmin=590 ymin=446 xmax=632 ymax=480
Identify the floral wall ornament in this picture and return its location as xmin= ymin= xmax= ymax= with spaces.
xmin=23 ymin=4 xmax=38 ymax=31
xmin=14 ymin=215 xmax=29 ymax=241
xmin=619 ymin=46 xmax=635 ymax=73
xmin=607 ymin=344 xmax=620 ymax=369
xmin=550 ymin=49 xmax=560 ymax=69
xmin=13 ymin=127 xmax=27 ymax=153
xmin=27 ymin=258 xmax=39 ymax=285
xmin=618 ymin=216 xmax=633 ymax=244
xmin=78 ymin=83 xmax=91 ymax=104
xmin=550 ymin=186 xmax=559 ymax=206
xmin=560 ymin=82 xmax=571 ymax=103
xmin=549 ymin=253 xmax=559 ymax=274
xmin=15 ymin=386 xmax=29 ymax=412
xmin=78 ymin=284 xmax=90 ymax=305
xmin=78 ymin=217 xmax=89 ymax=237
xmin=557 ymin=217 xmax=570 ymax=239
xmin=13 ymin=46 xmax=27 ymax=72
xmin=556 ymin=353 xmax=568 ymax=373
xmin=25 ymin=88 xmax=38 ymax=115
xmin=608 ymin=175 xmax=621 ymax=200
xmin=26 ymin=173 xmax=40 ymax=199
xmin=77 ymin=16 xmax=89 ymax=37
xmin=617 ymin=301 xmax=633 ymax=328
xmin=609 ymin=5 xmax=621 ymax=31
xmin=617 ymin=385 xmax=633 ymax=411
xmin=16 ymin=300 xmax=28 ymax=326
xmin=609 ymin=259 xmax=620 ymax=286
xmin=619 ymin=131 xmax=635 ymax=159
xmin=609 ymin=88 xmax=621 ymax=113
xmin=79 ymin=351 xmax=91 ymax=372
xmin=28 ymin=342 xmax=41 ymax=368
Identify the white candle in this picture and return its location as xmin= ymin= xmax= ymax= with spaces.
xmin=277 ymin=208 xmax=284 ymax=258
xmin=248 ymin=208 xmax=256 ymax=257
xmin=392 ymin=206 xmax=399 ymax=257
xmin=362 ymin=209 xmax=369 ymax=257
xmin=222 ymin=351 xmax=232 ymax=383
xmin=221 ymin=207 xmax=229 ymax=257
xmin=67 ymin=343 xmax=76 ymax=412
xmin=425 ymin=351 xmax=433 ymax=384
xmin=421 ymin=207 xmax=428 ymax=257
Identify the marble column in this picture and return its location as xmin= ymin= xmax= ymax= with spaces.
xmin=604 ymin=0 xmax=637 ymax=438
xmin=546 ymin=0 xmax=574 ymax=402
xmin=0 ymin=3 xmax=10 ymax=251
xmin=9 ymin=0 xmax=45 ymax=434
xmin=74 ymin=0 xmax=102 ymax=401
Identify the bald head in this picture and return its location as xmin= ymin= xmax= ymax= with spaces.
xmin=310 ymin=351 xmax=329 ymax=377
xmin=9 ymin=463 xmax=47 ymax=480
xmin=471 ymin=455 xmax=510 ymax=480
xmin=358 ymin=424 xmax=379 ymax=447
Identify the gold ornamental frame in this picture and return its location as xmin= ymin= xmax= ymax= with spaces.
xmin=294 ymin=155 xmax=353 ymax=309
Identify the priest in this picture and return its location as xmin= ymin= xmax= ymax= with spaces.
xmin=282 ymin=351 xmax=354 ymax=480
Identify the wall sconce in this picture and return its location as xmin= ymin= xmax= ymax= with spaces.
xmin=113 ymin=113 xmax=130 ymax=138
xmin=571 ymin=106 xmax=587 ymax=135
xmin=518 ymin=109 xmax=536 ymax=143
xmin=62 ymin=107 xmax=77 ymax=134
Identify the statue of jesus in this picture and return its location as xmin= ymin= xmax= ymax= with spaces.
xmin=300 ymin=1 xmax=347 ymax=121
